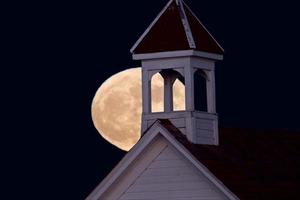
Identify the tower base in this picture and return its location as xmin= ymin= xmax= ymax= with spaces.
xmin=142 ymin=111 xmax=219 ymax=145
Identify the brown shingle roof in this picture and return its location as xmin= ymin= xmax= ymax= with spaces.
xmin=158 ymin=119 xmax=300 ymax=200
xmin=132 ymin=0 xmax=224 ymax=55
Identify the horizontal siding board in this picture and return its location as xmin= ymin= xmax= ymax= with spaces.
xmin=197 ymin=124 xmax=214 ymax=130
xmin=196 ymin=137 xmax=215 ymax=144
xmin=121 ymin=196 xmax=223 ymax=200
xmin=134 ymin=174 xmax=203 ymax=184
xmin=172 ymin=198 xmax=223 ymax=200
xmin=193 ymin=111 xmax=218 ymax=119
xmin=196 ymin=129 xmax=214 ymax=138
xmin=142 ymin=166 xmax=196 ymax=177
xmin=196 ymin=119 xmax=214 ymax=129
xmin=148 ymin=159 xmax=188 ymax=168
xmin=127 ymin=181 xmax=213 ymax=193
xmin=120 ymin=189 xmax=224 ymax=199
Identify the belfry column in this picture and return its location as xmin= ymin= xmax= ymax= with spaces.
xmin=142 ymin=69 xmax=151 ymax=114
xmin=206 ymin=70 xmax=216 ymax=113
xmin=184 ymin=66 xmax=195 ymax=111
xmin=184 ymin=65 xmax=195 ymax=142
xmin=163 ymin=75 xmax=175 ymax=112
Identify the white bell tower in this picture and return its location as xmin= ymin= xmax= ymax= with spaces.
xmin=131 ymin=0 xmax=224 ymax=145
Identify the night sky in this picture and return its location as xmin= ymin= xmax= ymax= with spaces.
xmin=3 ymin=0 xmax=300 ymax=199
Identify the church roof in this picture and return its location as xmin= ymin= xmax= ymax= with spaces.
xmin=131 ymin=0 xmax=224 ymax=55
xmin=87 ymin=119 xmax=300 ymax=200
xmin=159 ymin=119 xmax=300 ymax=200
xmin=88 ymin=119 xmax=239 ymax=200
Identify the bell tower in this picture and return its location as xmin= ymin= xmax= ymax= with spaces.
xmin=131 ymin=0 xmax=224 ymax=145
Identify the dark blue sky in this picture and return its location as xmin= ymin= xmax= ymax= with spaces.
xmin=3 ymin=0 xmax=300 ymax=199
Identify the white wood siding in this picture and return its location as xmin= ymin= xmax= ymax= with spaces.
xmin=119 ymin=140 xmax=229 ymax=200
xmin=99 ymin=136 xmax=168 ymax=200
xmin=195 ymin=118 xmax=217 ymax=144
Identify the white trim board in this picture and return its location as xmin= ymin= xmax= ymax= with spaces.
xmin=133 ymin=50 xmax=223 ymax=61
xmin=177 ymin=0 xmax=196 ymax=48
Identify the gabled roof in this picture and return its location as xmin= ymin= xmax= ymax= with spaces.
xmin=87 ymin=120 xmax=238 ymax=200
xmin=87 ymin=119 xmax=300 ymax=200
xmin=160 ymin=119 xmax=300 ymax=200
xmin=131 ymin=0 xmax=224 ymax=55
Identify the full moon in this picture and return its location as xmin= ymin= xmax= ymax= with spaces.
xmin=91 ymin=68 xmax=185 ymax=151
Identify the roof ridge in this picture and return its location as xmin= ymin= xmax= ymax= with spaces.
xmin=181 ymin=0 xmax=224 ymax=52
xmin=176 ymin=0 xmax=196 ymax=48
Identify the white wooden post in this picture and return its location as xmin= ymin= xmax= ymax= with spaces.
xmin=164 ymin=75 xmax=175 ymax=112
xmin=184 ymin=66 xmax=194 ymax=111
xmin=142 ymin=69 xmax=151 ymax=114
xmin=206 ymin=70 xmax=216 ymax=113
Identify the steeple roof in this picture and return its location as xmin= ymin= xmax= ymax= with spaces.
xmin=131 ymin=0 xmax=224 ymax=55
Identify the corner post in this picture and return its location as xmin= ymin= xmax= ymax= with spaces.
xmin=184 ymin=65 xmax=195 ymax=111
xmin=207 ymin=69 xmax=216 ymax=113
xmin=142 ymin=68 xmax=151 ymax=114
xmin=163 ymin=75 xmax=175 ymax=112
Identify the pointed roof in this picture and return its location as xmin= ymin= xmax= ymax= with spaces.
xmin=131 ymin=0 xmax=224 ymax=55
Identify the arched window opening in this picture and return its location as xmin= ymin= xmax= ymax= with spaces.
xmin=160 ymin=69 xmax=185 ymax=112
xmin=173 ymin=78 xmax=186 ymax=111
xmin=194 ymin=69 xmax=207 ymax=112
xmin=151 ymin=72 xmax=164 ymax=112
